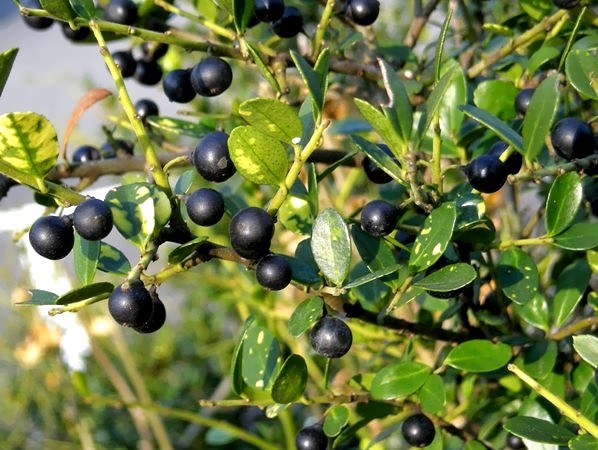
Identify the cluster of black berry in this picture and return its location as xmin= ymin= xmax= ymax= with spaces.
xmin=112 ymin=42 xmax=169 ymax=87
xmin=248 ymin=0 xmax=304 ymax=38
xmin=108 ymin=281 xmax=166 ymax=334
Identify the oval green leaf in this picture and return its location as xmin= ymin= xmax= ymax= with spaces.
xmin=311 ymin=208 xmax=351 ymax=286
xmin=167 ymin=237 xmax=209 ymax=265
xmin=569 ymin=434 xmax=598 ymax=450
xmin=241 ymin=322 xmax=281 ymax=391
xmin=238 ymin=99 xmax=302 ymax=144
xmin=288 ymin=297 xmax=324 ymax=337
xmin=497 ymin=247 xmax=538 ymax=305
xmin=0 ymin=48 xmax=18 ymax=97
xmin=516 ymin=340 xmax=557 ymax=381
xmin=445 ymin=340 xmax=511 ymax=372
xmin=323 ymin=405 xmax=350 ymax=437
xmin=566 ymin=49 xmax=598 ymax=100
xmin=40 ymin=0 xmax=76 ymax=20
xmin=413 ymin=263 xmax=477 ymax=293
xmin=371 ymin=361 xmax=431 ymax=400
xmin=147 ymin=116 xmax=214 ymax=138
xmin=97 ymin=241 xmax=130 ymax=276
xmin=551 ymin=259 xmax=591 ymax=328
xmin=290 ymin=50 xmax=325 ymax=115
xmin=74 ymin=234 xmax=100 ymax=286
xmin=15 ymin=289 xmax=58 ymax=306
xmin=512 ymin=294 xmax=549 ymax=332
xmin=354 ymin=99 xmax=404 ymax=157
xmin=545 ymin=171 xmax=582 ymax=236
xmin=271 ymin=354 xmax=307 ymax=404
xmin=573 ymin=335 xmax=598 ymax=369
xmin=554 ymin=223 xmax=598 ymax=250
xmin=55 ymin=282 xmax=114 ymax=305
xmin=419 ymin=373 xmax=446 ymax=414
xmin=504 ymin=416 xmax=575 ymax=445
xmin=473 ymin=80 xmax=517 ymax=121
xmin=459 ymin=105 xmax=523 ymax=152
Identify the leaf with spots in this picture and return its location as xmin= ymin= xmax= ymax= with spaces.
xmin=311 ymin=208 xmax=351 ymax=286
xmin=228 ymin=125 xmax=288 ymax=186
xmin=413 ymin=263 xmax=477 ymax=293
xmin=241 ymin=321 xmax=282 ymax=392
xmin=238 ymin=99 xmax=302 ymax=144
xmin=271 ymin=354 xmax=307 ymax=404
xmin=497 ymin=248 xmax=538 ymax=305
xmin=408 ymin=202 xmax=456 ymax=273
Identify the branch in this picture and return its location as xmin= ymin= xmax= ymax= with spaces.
xmin=404 ymin=0 xmax=443 ymax=48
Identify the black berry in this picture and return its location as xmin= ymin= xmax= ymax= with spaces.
xmin=163 ymin=69 xmax=196 ymax=103
xmin=0 ymin=174 xmax=17 ymax=201
xmin=104 ymin=0 xmax=138 ymax=25
xmin=21 ymin=0 xmax=54 ymax=30
xmin=134 ymin=290 xmax=167 ymax=334
xmin=347 ymin=0 xmax=380 ymax=26
xmin=254 ymin=0 xmax=285 ymax=23
xmin=73 ymin=198 xmax=114 ymax=241
xmin=256 ymin=254 xmax=292 ymax=290
xmin=134 ymin=60 xmax=163 ymax=86
xmin=514 ymin=88 xmax=534 ymax=117
xmin=61 ymin=22 xmax=90 ymax=42
xmin=488 ymin=141 xmax=522 ymax=175
xmin=229 ymin=207 xmax=274 ymax=260
xmin=134 ymin=99 xmax=159 ymax=124
xmin=185 ymin=188 xmax=225 ymax=227
xmin=29 ymin=215 xmax=74 ymax=260
xmin=401 ymin=413 xmax=435 ymax=448
xmin=193 ymin=132 xmax=236 ymax=182
xmin=506 ymin=432 xmax=526 ymax=449
xmin=310 ymin=316 xmax=352 ymax=359
xmin=112 ymin=51 xmax=137 ymax=78
xmin=108 ymin=281 xmax=153 ymax=328
xmin=190 ymin=57 xmax=233 ymax=97
xmin=552 ymin=0 xmax=580 ymax=9
xmin=272 ymin=6 xmax=303 ymax=38
xmin=363 ymin=144 xmax=395 ymax=184
xmin=361 ymin=200 xmax=399 ymax=237
xmin=465 ymin=154 xmax=509 ymax=193
xmin=295 ymin=425 xmax=328 ymax=450
xmin=140 ymin=42 xmax=169 ymax=63
xmin=72 ymin=145 xmax=101 ymax=163
xmin=550 ymin=117 xmax=594 ymax=161
xmin=101 ymin=139 xmax=134 ymax=158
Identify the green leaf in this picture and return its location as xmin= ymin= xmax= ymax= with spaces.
xmin=497 ymin=248 xmax=538 ymax=305
xmin=573 ymin=335 xmax=598 ymax=369
xmin=408 ymin=202 xmax=457 ymax=273
xmin=419 ymin=374 xmax=446 ymax=414
xmin=283 ymin=255 xmax=322 ymax=286
xmin=97 ymin=242 xmax=130 ymax=276
xmin=413 ymin=263 xmax=476 ymax=293
xmin=554 ymin=223 xmax=598 ymax=251
xmin=569 ymin=434 xmax=598 ymax=450
xmin=353 ymin=100 xmax=404 ymax=157
xmin=522 ymin=73 xmax=560 ymax=162
xmin=433 ymin=9 xmax=453 ymax=82
xmin=231 ymin=317 xmax=254 ymax=396
xmin=378 ymin=59 xmax=412 ymax=144
xmin=445 ymin=340 xmax=511 ymax=372
xmin=551 ymin=259 xmax=591 ymax=328
xmin=246 ymin=43 xmax=281 ymax=95
xmin=566 ymin=49 xmax=598 ymax=100
xmin=504 ymin=416 xmax=575 ymax=445
xmin=528 ymin=45 xmax=561 ymax=76
xmin=438 ymin=60 xmax=467 ymax=139
xmin=371 ymin=362 xmax=431 ymax=400
xmin=73 ymin=234 xmax=100 ymax=286
xmin=15 ymin=289 xmax=58 ymax=306
xmin=228 ymin=126 xmax=288 ymax=186
xmin=460 ymin=105 xmax=523 ymax=152
xmin=0 ymin=112 xmax=58 ymax=181
xmin=232 ymin=0 xmax=253 ymax=33
xmin=311 ymin=208 xmax=351 ymax=286
xmin=473 ymin=80 xmax=518 ymax=121
xmin=290 ymin=50 xmax=324 ymax=115
xmin=351 ymin=135 xmax=404 ymax=185
xmin=238 ymin=99 xmax=302 ymax=144
xmin=323 ymin=405 xmax=350 ymax=437
xmin=55 ymin=282 xmax=114 ymax=305
xmin=516 ymin=340 xmax=557 ymax=380
xmin=343 ymin=263 xmax=402 ymax=289
xmin=147 ymin=116 xmax=214 ymax=138
xmin=288 ymin=297 xmax=324 ymax=337
xmin=69 ymin=0 xmax=96 ymax=18
xmin=167 ymin=237 xmax=210 ymax=265
xmin=271 ymin=354 xmax=307 ymax=404
xmin=40 ymin=0 xmax=76 ymax=20
xmin=0 ymin=48 xmax=18 ymax=98
xmin=545 ymin=172 xmax=583 ymax=236
xmin=520 ymin=0 xmax=552 ymax=21
xmin=241 ymin=321 xmax=281 ymax=391
xmin=512 ymin=294 xmax=549 ymax=332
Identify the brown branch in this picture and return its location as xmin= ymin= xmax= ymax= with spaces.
xmin=404 ymin=0 xmax=443 ymax=48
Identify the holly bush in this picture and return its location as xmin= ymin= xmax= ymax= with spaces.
xmin=2 ymin=0 xmax=598 ymax=448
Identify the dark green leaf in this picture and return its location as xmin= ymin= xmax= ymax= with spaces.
xmin=378 ymin=59 xmax=412 ymax=144
xmin=554 ymin=223 xmax=598 ymax=251
xmin=231 ymin=317 xmax=254 ymax=396
xmin=69 ymin=0 xmax=96 ymax=18
xmin=313 ymin=48 xmax=330 ymax=102
xmin=460 ymin=105 xmax=523 ymax=152
xmin=246 ymin=43 xmax=281 ymax=95
xmin=40 ymin=0 xmax=76 ymax=20
xmin=504 ymin=416 xmax=575 ymax=445
xmin=55 ymin=282 xmax=114 ymax=305
xmin=307 ymin=163 xmax=318 ymax=219
xmin=167 ymin=237 xmax=209 ymax=265
xmin=497 ymin=248 xmax=538 ymax=305
xmin=233 ymin=0 xmax=253 ymax=33
xmin=343 ymin=263 xmax=402 ymax=289
xmin=238 ymin=98 xmax=302 ymax=144
xmin=283 ymin=255 xmax=322 ymax=285
xmin=473 ymin=80 xmax=518 ymax=121
xmin=445 ymin=340 xmax=511 ymax=372
xmin=147 ymin=116 xmax=214 ymax=138
xmin=288 ymin=297 xmax=324 ymax=337
xmin=528 ymin=45 xmax=560 ymax=76
xmin=0 ymin=48 xmax=18 ymax=98
xmin=419 ymin=374 xmax=446 ymax=414
xmin=551 ymin=259 xmax=591 ymax=328
xmin=566 ymin=49 xmax=598 ymax=100
xmin=311 ymin=208 xmax=351 ymax=286
xmin=545 ymin=171 xmax=583 ymax=236
xmin=512 ymin=294 xmax=549 ymax=332
xmin=290 ymin=51 xmax=324 ymax=115
xmin=323 ymin=405 xmax=350 ymax=437
xmin=371 ymin=362 xmax=431 ymax=400
xmin=241 ymin=321 xmax=281 ymax=391
xmin=353 ymin=100 xmax=404 ymax=157
xmin=351 ymin=135 xmax=404 ymax=185
xmin=271 ymin=354 xmax=307 ymax=404
xmin=573 ymin=335 xmax=598 ymax=369
xmin=174 ymin=169 xmax=198 ymax=195
xmin=73 ymin=234 xmax=100 ymax=286
xmin=413 ymin=263 xmax=476 ymax=293
xmin=463 ymin=442 xmax=487 ymax=450
xmin=97 ymin=242 xmax=130 ymax=276
xmin=516 ymin=340 xmax=557 ymax=380
xmin=15 ymin=289 xmax=58 ymax=306
xmin=433 ymin=9 xmax=453 ymax=82
xmin=569 ymin=434 xmax=598 ymax=450
xmin=351 ymin=225 xmax=400 ymax=289
xmin=438 ymin=60 xmax=467 ymax=139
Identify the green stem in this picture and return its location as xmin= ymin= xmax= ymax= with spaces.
xmin=312 ymin=0 xmax=336 ymax=58
xmin=278 ymin=409 xmax=297 ymax=450
xmin=383 ymin=274 xmax=414 ymax=316
xmin=550 ymin=316 xmax=598 ymax=341
xmin=48 ymin=293 xmax=109 ymax=316
xmin=323 ymin=358 xmax=332 ymax=391
xmin=497 ymin=236 xmax=553 ymax=249
xmin=558 ymin=7 xmax=587 ymax=72
xmin=431 ymin=109 xmax=442 ymax=195
xmin=128 ymin=239 xmax=160 ymax=282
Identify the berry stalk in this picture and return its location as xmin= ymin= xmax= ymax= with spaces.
xmin=312 ymin=0 xmax=336 ymax=58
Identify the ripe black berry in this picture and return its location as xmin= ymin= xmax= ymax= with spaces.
xmin=488 ymin=141 xmax=522 ymax=175
xmin=72 ymin=145 xmax=101 ymax=163
xmin=134 ymin=99 xmax=159 ymax=124
xmin=140 ymin=42 xmax=169 ymax=63
xmin=361 ymin=200 xmax=399 ymax=237
xmin=514 ymin=88 xmax=534 ymax=117
xmin=101 ymin=139 xmax=134 ymax=158
xmin=134 ymin=60 xmax=163 ymax=86
xmin=73 ymin=198 xmax=114 ymax=241
xmin=112 ymin=51 xmax=137 ymax=78
xmin=465 ymin=154 xmax=509 ymax=193
xmin=61 ymin=22 xmax=90 ymax=42
xmin=104 ymin=0 xmax=138 ymax=25
xmin=347 ymin=0 xmax=380 ymax=26
xmin=310 ymin=316 xmax=352 ymax=358
xmin=29 ymin=215 xmax=74 ymax=260
xmin=108 ymin=281 xmax=153 ymax=328
xmin=193 ymin=132 xmax=236 ymax=182
xmin=550 ymin=117 xmax=594 ymax=161
xmin=363 ymin=144 xmax=395 ymax=184
xmin=254 ymin=0 xmax=285 ymax=23
xmin=134 ymin=291 xmax=167 ymax=333
xmin=401 ymin=413 xmax=435 ymax=448
xmin=256 ymin=254 xmax=292 ymax=290
xmin=295 ymin=425 xmax=328 ymax=450
xmin=185 ymin=188 xmax=225 ymax=227
xmin=272 ymin=6 xmax=303 ymax=38
xmin=229 ymin=207 xmax=274 ymax=260
xmin=506 ymin=432 xmax=526 ymax=449
xmin=21 ymin=0 xmax=54 ymax=30
xmin=163 ymin=69 xmax=196 ymax=103
xmin=190 ymin=57 xmax=233 ymax=97
xmin=552 ymin=0 xmax=580 ymax=9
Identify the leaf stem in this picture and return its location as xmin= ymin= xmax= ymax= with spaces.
xmin=383 ymin=274 xmax=414 ymax=316
xmin=312 ymin=0 xmax=336 ymax=58
xmin=550 ymin=316 xmax=598 ymax=341
xmin=48 ymin=293 xmax=109 ymax=316
xmin=497 ymin=236 xmax=553 ymax=249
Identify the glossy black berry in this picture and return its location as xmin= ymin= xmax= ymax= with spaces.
xmin=112 ymin=51 xmax=137 ymax=78
xmin=254 ymin=0 xmax=285 ymax=23
xmin=310 ymin=316 xmax=352 ymax=359
xmin=190 ymin=57 xmax=233 ymax=97
xmin=72 ymin=145 xmax=101 ymax=163
xmin=101 ymin=139 xmax=134 ymax=158
xmin=347 ymin=0 xmax=380 ymax=26
xmin=0 ymin=174 xmax=16 ymax=201
xmin=465 ymin=154 xmax=509 ymax=193
xmin=134 ymin=99 xmax=159 ymax=124
xmin=193 ymin=132 xmax=236 ymax=182
xmin=361 ymin=200 xmax=399 ymax=237
xmin=256 ymin=254 xmax=292 ymax=290
xmin=514 ymin=88 xmax=534 ymax=117
xmin=104 ymin=0 xmax=138 ymax=25
xmin=163 ymin=69 xmax=196 ymax=103
xmin=185 ymin=188 xmax=225 ymax=227
xmin=550 ymin=117 xmax=594 ymax=161
xmin=272 ymin=6 xmax=303 ymax=38
xmin=29 ymin=215 xmax=74 ymax=260
xmin=229 ymin=207 xmax=274 ymax=260
xmin=134 ymin=291 xmax=167 ymax=334
xmin=108 ymin=281 xmax=153 ymax=328
xmin=134 ymin=60 xmax=163 ymax=86
xmin=73 ymin=198 xmax=113 ymax=241
xmin=140 ymin=42 xmax=169 ymax=62
xmin=401 ymin=413 xmax=435 ymax=448
xmin=363 ymin=144 xmax=396 ymax=184
xmin=488 ymin=141 xmax=522 ymax=175
xmin=61 ymin=22 xmax=90 ymax=42
xmin=295 ymin=425 xmax=328 ymax=450
xmin=21 ymin=0 xmax=54 ymax=30
xmin=552 ymin=0 xmax=580 ymax=9
xmin=506 ymin=433 xmax=526 ymax=449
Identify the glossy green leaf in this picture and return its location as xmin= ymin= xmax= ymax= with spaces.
xmin=55 ymin=282 xmax=114 ymax=305
xmin=343 ymin=263 xmax=402 ymax=289
xmin=408 ymin=202 xmax=456 ymax=273
xmin=554 ymin=223 xmax=598 ymax=250
xmin=311 ymin=208 xmax=351 ymax=286
xmin=73 ymin=234 xmax=100 ymax=286
xmin=379 ymin=59 xmax=412 ymax=144
xmin=147 ymin=116 xmax=214 ymax=138
xmin=566 ymin=49 xmax=598 ymax=100
xmin=351 ymin=135 xmax=404 ymax=185
xmin=573 ymin=335 xmax=598 ymax=369
xmin=512 ymin=294 xmax=549 ymax=332
xmin=97 ymin=242 xmax=130 ymax=276
xmin=313 ymin=48 xmax=330 ymax=103
xmin=551 ymin=259 xmax=591 ymax=328
xmin=271 ymin=354 xmax=307 ymax=404
xmin=69 ymin=0 xmax=96 ymax=18
xmin=246 ymin=43 xmax=281 ymax=95
xmin=433 ymin=9 xmax=453 ymax=81
xmin=288 ymin=297 xmax=324 ymax=337
xmin=40 ymin=0 xmax=76 ymax=20
xmin=527 ymin=45 xmax=560 ymax=76
xmin=351 ymin=225 xmax=400 ymax=289
xmin=413 ymin=263 xmax=476 ymax=293
xmin=279 ymin=193 xmax=312 ymax=235
xmin=238 ymin=98 xmax=302 ymax=144
xmin=569 ymin=434 xmax=598 ymax=450
xmin=323 ymin=405 xmax=350 ymax=437
xmin=419 ymin=374 xmax=446 ymax=414
xmin=545 ymin=172 xmax=583 ymax=236
xmin=445 ymin=340 xmax=511 ymax=372
xmin=167 ymin=237 xmax=209 ymax=265
xmin=473 ymin=80 xmax=517 ymax=121
xmin=173 ymin=169 xmax=198 ymax=195
xmin=522 ymin=73 xmax=559 ymax=162
xmin=228 ymin=126 xmax=288 ymax=186
xmin=290 ymin=50 xmax=324 ymax=115
xmin=438 ymin=60 xmax=467 ymax=139
xmin=0 ymin=48 xmax=18 ymax=98
xmin=241 ymin=321 xmax=281 ymax=391
xmin=371 ymin=361 xmax=431 ymax=400
xmin=353 ymin=99 xmax=404 ymax=157
xmin=460 ymin=105 xmax=523 ymax=152
xmin=504 ymin=416 xmax=575 ymax=445
xmin=497 ymin=247 xmax=538 ymax=305
xmin=516 ymin=340 xmax=557 ymax=380
xmin=283 ymin=255 xmax=322 ymax=286
xmin=232 ymin=0 xmax=253 ymax=33
xmin=15 ymin=289 xmax=58 ymax=306
xmin=230 ymin=317 xmax=254 ymax=396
